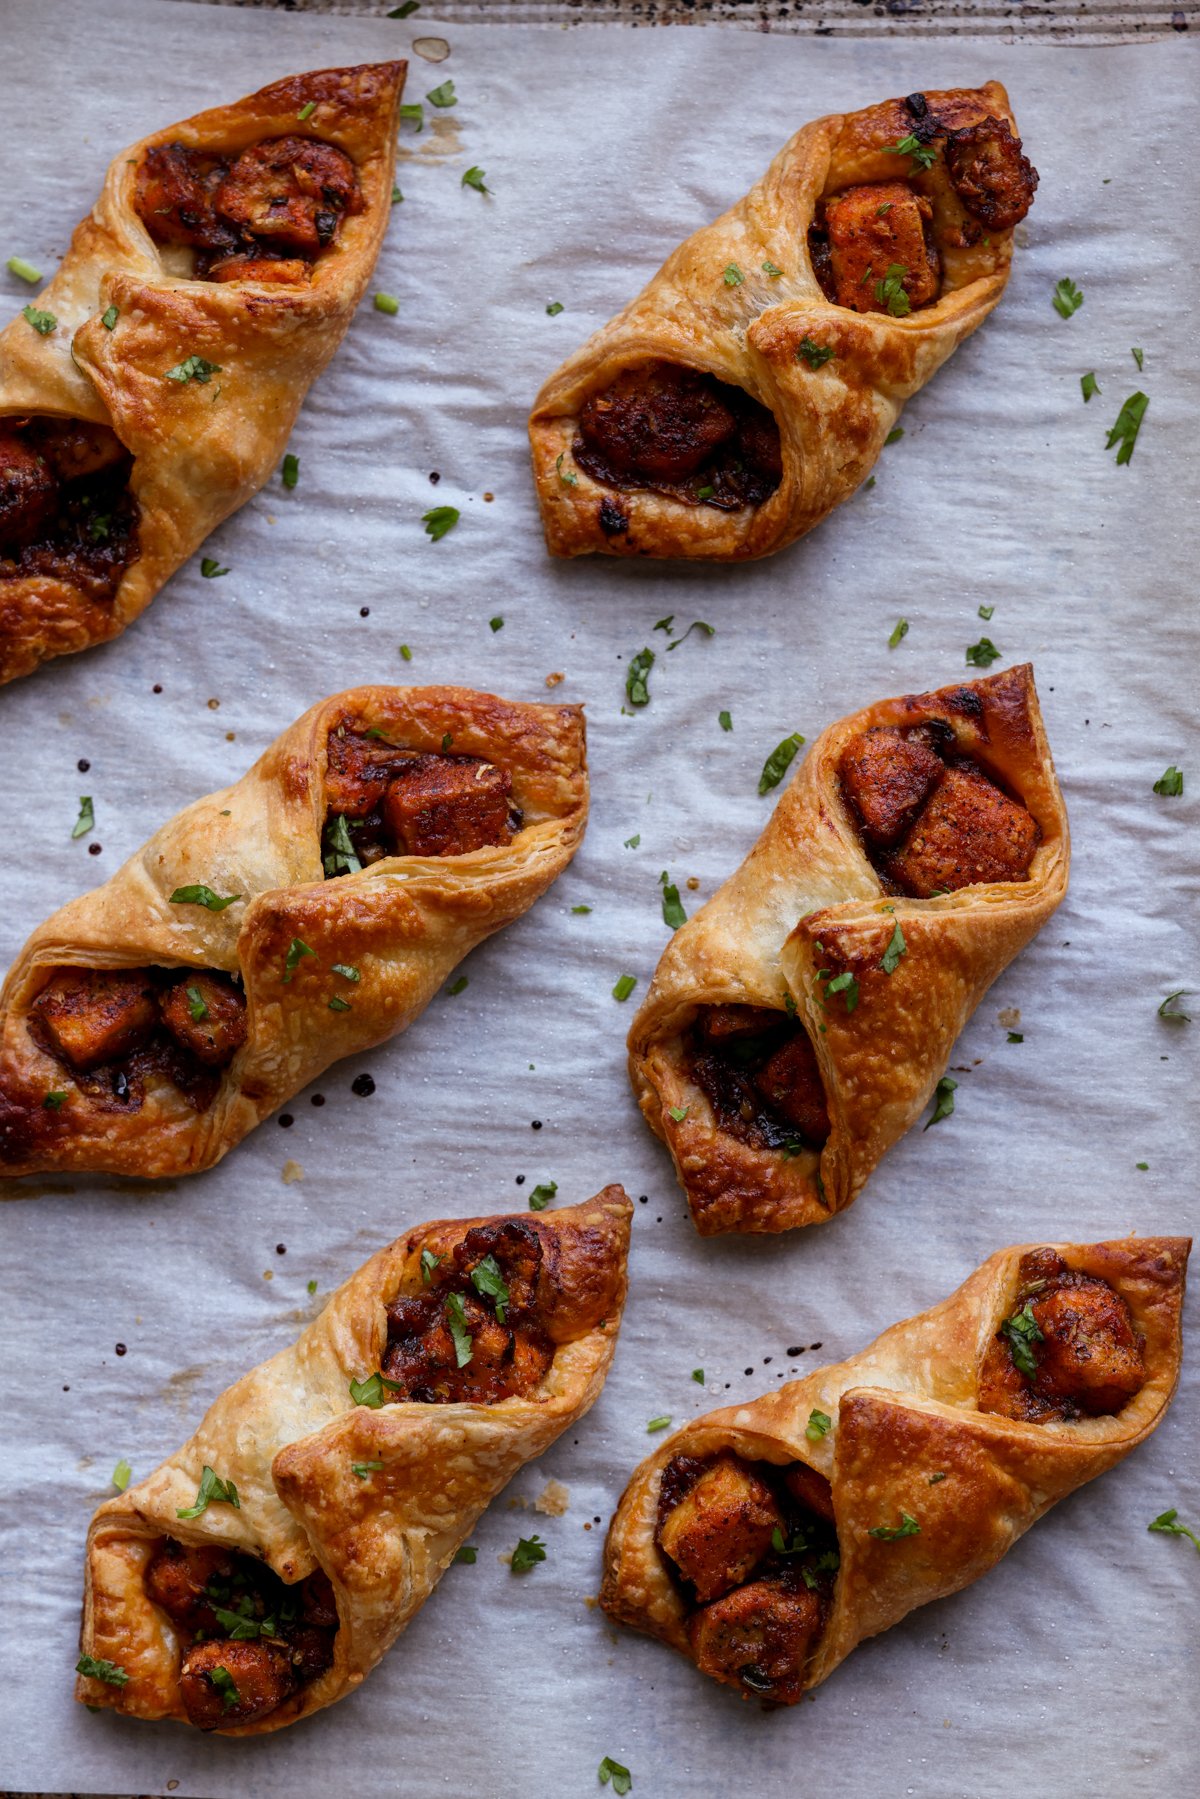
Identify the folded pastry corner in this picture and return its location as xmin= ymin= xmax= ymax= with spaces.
xmin=601 ymin=1235 xmax=1189 ymax=1702
xmin=0 ymin=61 xmax=405 ymax=684
xmin=78 ymin=1187 xmax=633 ymax=1732
xmin=628 ymin=663 xmax=1068 ymax=1234
xmin=530 ymin=83 xmax=1036 ymax=561
xmin=0 ymin=685 xmax=587 ymax=1181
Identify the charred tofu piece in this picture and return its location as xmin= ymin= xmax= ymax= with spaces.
xmin=160 ymin=972 xmax=248 ymax=1069
xmin=822 ymin=182 xmax=940 ymax=314
xmin=657 ymin=1452 xmax=784 ymax=1603
xmin=32 ymin=969 xmax=158 ymax=1072
xmin=1027 ymin=1275 xmax=1145 ymax=1415
xmin=33 ymin=420 xmax=127 ymax=485
xmin=381 ymin=1289 xmax=553 ymax=1405
xmin=946 ymin=118 xmax=1038 ymax=230
xmin=300 ymin=1570 xmax=339 ymax=1631
xmin=179 ymin=1638 xmax=298 ymax=1730
xmin=135 ymin=144 xmax=238 ymax=252
xmin=752 ymin=1033 xmax=830 ymax=1147
xmin=144 ymin=1539 xmax=233 ymax=1636
xmin=689 ymin=1571 xmax=826 ymax=1704
xmin=839 ymin=727 xmax=945 ymax=848
xmin=285 ymin=1625 xmax=337 ymax=1685
xmin=207 ymin=254 xmax=310 ymax=285
xmin=215 ymin=137 xmax=363 ymax=254
xmin=323 ymin=729 xmax=398 ymax=817
xmin=696 ymin=1004 xmax=784 ymax=1046
xmin=886 ymin=763 xmax=1040 ymax=895
xmin=0 ymin=430 xmax=58 ymax=545
xmin=382 ymin=755 xmax=516 ymax=858
xmin=453 ymin=1219 xmax=544 ymax=1321
xmin=578 ymin=364 xmax=738 ymax=483
xmin=782 ymin=1462 xmax=836 ymax=1523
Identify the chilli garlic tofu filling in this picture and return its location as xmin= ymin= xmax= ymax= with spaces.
xmin=27 ymin=966 xmax=246 ymax=1111
xmin=0 ymin=417 xmax=140 ymax=604
xmin=686 ymin=1005 xmax=830 ymax=1160
xmin=134 ymin=133 xmax=364 ymax=282
xmin=143 ymin=1545 xmax=337 ymax=1730
xmin=656 ymin=1451 xmax=839 ymax=1703
xmin=571 ymin=363 xmax=783 ymax=516
xmin=808 ymin=92 xmax=1038 ymax=318
xmin=321 ymin=724 xmax=522 ymax=872
xmin=979 ymin=1249 xmax=1147 ymax=1423
xmin=839 ymin=718 xmax=1040 ymax=896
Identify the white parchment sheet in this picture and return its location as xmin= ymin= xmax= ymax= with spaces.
xmin=0 ymin=5 xmax=1196 ymax=1795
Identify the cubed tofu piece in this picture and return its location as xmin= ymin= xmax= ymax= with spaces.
xmin=33 ymin=969 xmax=158 ymax=1072
xmin=160 ymin=971 xmax=248 ymax=1069
xmin=0 ymin=430 xmax=57 ymax=544
xmin=782 ymin=1461 xmax=836 ymax=1522
xmin=886 ymin=763 xmax=1039 ymax=896
xmin=752 ymin=1032 xmax=830 ymax=1146
xmin=324 ymin=729 xmax=397 ymax=817
xmin=697 ymin=1004 xmax=783 ymax=1045
xmin=578 ymin=363 xmax=738 ymax=482
xmin=179 ymin=1638 xmax=297 ymax=1731
xmin=823 ymin=181 xmax=939 ymax=314
xmin=688 ymin=1572 xmax=826 ymax=1704
xmin=382 ymin=755 xmax=516 ymax=858
xmin=1029 ymin=1277 xmax=1144 ymax=1415
xmin=657 ymin=1452 xmax=784 ymax=1602
xmin=839 ymin=727 xmax=944 ymax=848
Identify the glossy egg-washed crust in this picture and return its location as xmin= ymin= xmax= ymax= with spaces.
xmin=628 ymin=665 xmax=1068 ymax=1235
xmin=530 ymin=84 xmax=1024 ymax=562
xmin=0 ymin=62 xmax=405 ymax=684
xmin=78 ymin=1189 xmax=633 ymax=1733
xmin=0 ymin=686 xmax=587 ymax=1181
xmin=602 ymin=1236 xmax=1190 ymax=1693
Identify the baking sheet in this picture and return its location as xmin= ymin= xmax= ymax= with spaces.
xmin=0 ymin=5 xmax=1196 ymax=1795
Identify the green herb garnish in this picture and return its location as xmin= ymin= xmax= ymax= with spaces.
xmin=718 ymin=709 xmax=732 ymax=732
xmin=445 ymin=1291 xmax=473 ymax=1366
xmin=598 ymin=1758 xmax=632 ymax=1795
xmin=868 ymin=1511 xmax=921 ymax=1540
xmin=282 ymin=938 xmax=317 ymax=982
xmin=546 ymin=301 xmax=564 ymax=315
xmin=884 ymin=134 xmax=937 ymax=172
xmin=462 ymin=166 xmax=489 ymax=193
xmin=873 ymin=264 xmax=911 ymax=317
xmin=281 ymin=453 xmax=300 ymax=489
xmin=881 ymin=919 xmax=907 ymax=975
xmin=646 ymin=1415 xmax=671 ymax=1433
xmin=1153 ymin=765 xmax=1183 ymax=796
xmin=888 ymin=618 xmax=908 ymax=648
xmin=349 ymin=1373 xmax=402 ymax=1408
xmin=612 ymin=974 xmax=637 ymax=1002
xmin=511 ymin=1534 xmax=547 ymax=1573
xmin=1001 ymin=1300 xmax=1044 ymax=1378
xmin=659 ymin=870 xmax=686 ymax=931
xmin=1105 ymin=391 xmax=1148 ymax=465
xmin=1081 ymin=371 xmax=1099 ymax=403
xmin=169 ymin=884 xmax=239 ymax=911
xmin=164 ymin=354 xmax=220 ymax=384
xmin=924 ymin=1075 xmax=957 ymax=1129
xmin=1053 ymin=278 xmax=1083 ymax=318
xmin=101 ymin=304 xmax=119 ymax=330
xmin=176 ymin=1464 xmax=240 ymax=1520
xmin=374 ymin=292 xmax=400 ymax=315
xmin=758 ymin=731 xmax=805 ymax=795
xmin=422 ymin=505 xmax=459 ymax=540
xmin=1148 ymin=1509 xmax=1200 ymax=1554
xmin=723 ymin=263 xmax=744 ymax=287
xmin=625 ymin=646 xmax=654 ymax=707
xmin=470 ymin=1253 xmax=510 ymax=1321
xmin=806 ymin=1408 xmax=832 ymax=1440
xmin=111 ymin=1458 xmax=132 ymax=1491
xmin=6 ymin=256 xmax=41 ymax=283
xmin=76 ymin=1654 xmax=129 ymax=1686
xmin=528 ymin=1181 xmax=558 ymax=1211
xmin=797 ymin=336 xmax=834 ymax=370
xmin=426 ymin=80 xmax=456 ymax=107
xmin=1158 ymin=990 xmax=1192 ymax=1022
xmin=966 ymin=637 xmax=1001 ymax=668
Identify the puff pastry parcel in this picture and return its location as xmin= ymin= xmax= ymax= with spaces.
xmin=0 ymin=61 xmax=405 ymax=684
xmin=530 ymin=84 xmax=1036 ymax=561
xmin=602 ymin=1235 xmax=1190 ymax=1704
xmin=629 ymin=664 xmax=1068 ymax=1235
xmin=0 ymin=685 xmax=586 ymax=1180
xmin=78 ymin=1188 xmax=632 ymax=1732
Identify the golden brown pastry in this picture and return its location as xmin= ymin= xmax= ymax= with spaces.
xmin=530 ymin=84 xmax=1036 ymax=561
xmin=0 ymin=62 xmax=405 ymax=684
xmin=77 ymin=1188 xmax=633 ymax=1732
xmin=0 ymin=685 xmax=586 ymax=1180
xmin=628 ymin=664 xmax=1068 ymax=1235
xmin=602 ymin=1235 xmax=1189 ymax=1703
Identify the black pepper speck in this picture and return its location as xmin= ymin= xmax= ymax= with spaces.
xmin=77 ymin=758 xmax=90 ymax=773
xmin=429 ymin=471 xmax=441 ymax=484
xmin=351 ymin=1074 xmax=375 ymax=1097
xmin=275 ymin=1244 xmax=286 ymax=1256
xmin=515 ymin=1174 xmax=526 ymax=1185
xmin=638 ymin=1194 xmax=648 ymax=1204
xmin=786 ymin=1346 xmax=803 ymax=1357
xmin=531 ymin=1119 xmax=542 ymax=1130
xmin=88 ymin=842 xmax=102 ymax=856
xmin=360 ymin=607 xmax=370 ymax=618
xmin=152 ymin=684 xmax=162 ymax=694
xmin=311 ymin=1094 xmax=325 ymax=1107
xmin=279 ymin=1114 xmax=295 ymax=1129
xmin=115 ymin=1343 xmax=127 ymax=1356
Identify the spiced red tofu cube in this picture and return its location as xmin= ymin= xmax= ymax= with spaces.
xmin=839 ymin=727 xmax=944 ymax=848
xmin=887 ymin=763 xmax=1039 ymax=895
xmin=160 ymin=971 xmax=248 ymax=1068
xmin=382 ymin=755 xmax=515 ymax=857
xmin=752 ymin=1033 xmax=830 ymax=1145
xmin=33 ymin=969 xmax=158 ymax=1072
xmin=657 ymin=1453 xmax=784 ymax=1603
xmin=823 ymin=181 xmax=939 ymax=314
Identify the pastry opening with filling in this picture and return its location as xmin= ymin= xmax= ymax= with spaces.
xmin=685 ymin=1004 xmax=829 ymax=1158
xmin=655 ymin=1449 xmax=839 ymax=1703
xmin=978 ymin=1248 xmax=1147 ymax=1423
xmin=321 ymin=725 xmax=523 ymax=873
xmin=133 ymin=134 xmax=364 ymax=283
xmin=0 ymin=417 xmax=140 ymax=603
xmin=143 ymin=1540 xmax=338 ymax=1730
xmin=570 ymin=362 xmax=782 ymax=514
xmin=807 ymin=92 xmax=1038 ymax=319
xmin=838 ymin=718 xmax=1041 ymax=895
xmin=26 ymin=965 xmax=246 ymax=1111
